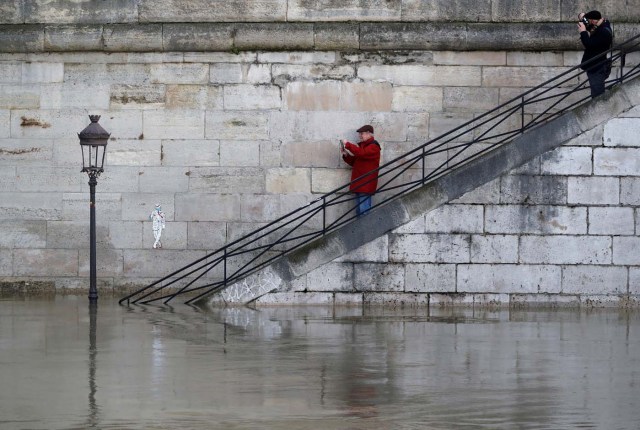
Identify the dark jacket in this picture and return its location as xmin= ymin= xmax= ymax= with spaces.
xmin=342 ymin=137 xmax=381 ymax=194
xmin=580 ymin=20 xmax=613 ymax=71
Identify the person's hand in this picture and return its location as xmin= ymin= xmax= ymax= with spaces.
xmin=578 ymin=22 xmax=586 ymax=32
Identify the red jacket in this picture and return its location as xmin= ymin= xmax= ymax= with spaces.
xmin=342 ymin=137 xmax=381 ymax=194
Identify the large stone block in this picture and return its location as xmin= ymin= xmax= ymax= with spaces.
xmin=314 ymin=23 xmax=359 ymax=50
xmin=392 ymin=86 xmax=443 ymax=112
xmin=142 ymin=221 xmax=187 ymax=249
xmin=40 ymin=83 xmax=111 ymax=109
xmin=85 ymin=166 xmax=140 ymax=194
xmin=107 ymin=139 xmax=161 ymax=167
xmin=188 ymin=167 xmax=265 ymax=193
xmin=265 ymin=168 xmax=311 ymax=193
xmin=482 ymin=66 xmax=574 ymax=87
xmin=61 ymin=193 xmax=122 ymax=222
xmin=354 ymin=263 xmax=404 ymax=292
xmin=423 ymin=204 xmax=483 ymax=233
xmin=310 ymin=168 xmax=350 ymax=193
xmin=539 ymin=146 xmax=592 ymax=175
xmin=283 ymin=81 xmax=345 ymax=111
xmin=506 ymin=51 xmax=564 ymax=66
xmin=288 ymin=0 xmax=401 ymax=21
xmin=492 ymin=0 xmax=561 ymax=21
xmin=175 ymin=193 xmax=241 ymax=222
xmin=16 ymin=166 xmax=82 ymax=192
xmin=604 ymin=118 xmax=640 ymax=147
xmin=14 ymin=249 xmax=78 ymax=276
xmin=0 ymin=138 xmax=53 ymax=165
xmin=79 ymin=247 xmax=123 ymax=277
xmin=588 ymin=207 xmax=634 ymax=236
xmin=562 ymin=266 xmax=628 ymax=295
xmin=0 ymin=1 xmax=23 ymax=24
xmin=46 ymin=220 xmax=108 ymax=249
xmin=187 ymin=221 xmax=227 ymax=250
xmin=282 ymin=140 xmax=340 ymax=168
xmin=206 ymin=111 xmax=269 ymax=140
xmin=363 ymin=292 xmax=429 ymax=307
xmin=0 ymin=192 xmax=61 ymax=220
xmin=239 ymin=194 xmax=280 ymax=222
xmin=443 ymin=87 xmax=500 ymax=112
xmin=336 ymin=235 xmax=389 ymax=263
xmin=307 ymin=262 xmax=353 ymax=292
xmin=219 ymin=140 xmax=261 ymax=167
xmin=0 ymin=220 xmax=46 ymax=248
xmin=150 ymin=64 xmax=209 ymax=85
xmin=25 ymin=0 xmax=139 ymax=24
xmin=121 ymin=193 xmax=175 ymax=221
xmin=358 ymin=65 xmax=481 ymax=86
xmin=108 ymin=221 xmax=143 ymax=249
xmin=44 ymin=25 xmax=103 ymax=51
xmin=401 ymin=0 xmax=491 ymax=21
xmin=103 ymin=24 xmax=163 ymax=52
xmin=139 ymin=0 xmax=287 ymax=22
xmin=0 ymin=167 xmax=16 ymax=191
xmin=166 ymin=85 xmax=223 ymax=110
xmin=0 ymin=84 xmax=40 ymax=109
xmin=272 ymin=64 xmax=355 ymax=83
xmin=22 ymin=62 xmax=63 ymax=83
xmin=360 ymin=22 xmax=467 ymax=50
xmin=594 ymin=148 xmax=640 ymax=176
xmin=223 ymin=85 xmax=281 ymax=110
xmin=567 ymin=176 xmax=619 ymax=205
xmin=621 ymin=178 xmax=640 ymax=205
xmin=138 ymin=167 xmax=190 ymax=193
xmin=163 ymin=23 xmax=234 ymax=51
xmin=0 ymin=24 xmax=44 ymax=53
xmin=161 ymin=140 xmax=220 ymax=167
xmin=143 ymin=110 xmax=205 ymax=140
xmin=234 ymin=23 xmax=314 ymax=50
xmin=520 ymin=236 xmax=612 ymax=265
xmin=110 ymin=84 xmax=166 ymax=110
xmin=485 ymin=205 xmax=587 ymax=235
xmin=255 ymin=292 xmax=333 ymax=305
xmin=451 ymin=177 xmax=501 ymax=204
xmin=404 ymin=263 xmax=455 ymax=292
xmin=434 ymin=50 xmax=505 ymax=65
xmin=499 ymin=175 xmax=567 ymax=205
xmin=458 ymin=264 xmax=562 ymax=294
xmin=613 ymin=236 xmax=640 ymax=266
xmin=123 ymin=249 xmax=206 ymax=278
xmin=470 ymin=234 xmax=519 ymax=263
xmin=389 ymin=233 xmax=470 ymax=263
xmin=0 ymin=249 xmax=11 ymax=275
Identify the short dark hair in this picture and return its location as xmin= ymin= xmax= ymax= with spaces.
xmin=584 ymin=10 xmax=602 ymax=20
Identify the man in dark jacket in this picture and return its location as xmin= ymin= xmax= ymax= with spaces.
xmin=578 ymin=10 xmax=613 ymax=98
xmin=341 ymin=125 xmax=381 ymax=216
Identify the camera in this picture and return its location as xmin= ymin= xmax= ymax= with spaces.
xmin=580 ymin=16 xmax=594 ymax=30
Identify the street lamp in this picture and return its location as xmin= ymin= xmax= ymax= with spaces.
xmin=78 ymin=115 xmax=110 ymax=302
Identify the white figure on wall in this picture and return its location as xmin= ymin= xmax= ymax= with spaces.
xmin=149 ymin=203 xmax=165 ymax=249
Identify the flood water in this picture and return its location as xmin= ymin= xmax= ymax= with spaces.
xmin=0 ymin=296 xmax=638 ymax=430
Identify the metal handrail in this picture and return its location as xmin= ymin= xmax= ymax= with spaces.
xmin=120 ymin=33 xmax=640 ymax=306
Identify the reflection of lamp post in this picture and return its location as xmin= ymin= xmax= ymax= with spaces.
xmin=78 ymin=115 xmax=110 ymax=303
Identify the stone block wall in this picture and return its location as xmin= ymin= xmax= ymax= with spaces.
xmin=0 ymin=1 xmax=639 ymax=301
xmin=256 ymin=108 xmax=640 ymax=307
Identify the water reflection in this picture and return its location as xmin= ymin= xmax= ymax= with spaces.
xmin=0 ymin=297 xmax=638 ymax=429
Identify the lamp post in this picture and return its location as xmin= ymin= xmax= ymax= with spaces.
xmin=78 ymin=115 xmax=110 ymax=303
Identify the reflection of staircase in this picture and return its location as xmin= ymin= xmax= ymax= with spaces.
xmin=120 ymin=35 xmax=640 ymax=307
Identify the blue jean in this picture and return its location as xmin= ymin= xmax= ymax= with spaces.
xmin=355 ymin=193 xmax=372 ymax=216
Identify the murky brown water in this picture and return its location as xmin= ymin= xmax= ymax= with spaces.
xmin=0 ymin=296 xmax=638 ymax=429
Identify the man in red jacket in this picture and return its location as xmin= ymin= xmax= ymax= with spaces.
xmin=341 ymin=124 xmax=381 ymax=216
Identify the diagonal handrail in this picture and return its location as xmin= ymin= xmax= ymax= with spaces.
xmin=120 ymin=33 xmax=640 ymax=306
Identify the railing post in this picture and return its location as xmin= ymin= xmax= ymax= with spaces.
xmin=223 ymin=248 xmax=227 ymax=286
xmin=322 ymin=197 xmax=326 ymax=235
xmin=421 ymin=147 xmax=426 ymax=184
xmin=521 ymin=96 xmax=525 ymax=133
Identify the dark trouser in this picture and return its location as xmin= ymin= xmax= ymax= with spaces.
xmin=586 ymin=64 xmax=607 ymax=98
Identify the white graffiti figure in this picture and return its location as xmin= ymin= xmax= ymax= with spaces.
xmin=149 ymin=203 xmax=165 ymax=249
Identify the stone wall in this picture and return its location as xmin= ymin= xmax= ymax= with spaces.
xmin=253 ymin=100 xmax=640 ymax=307
xmin=1 ymin=1 xmax=640 ymax=300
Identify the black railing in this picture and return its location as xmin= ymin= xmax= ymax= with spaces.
xmin=120 ymin=33 xmax=640 ymax=306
